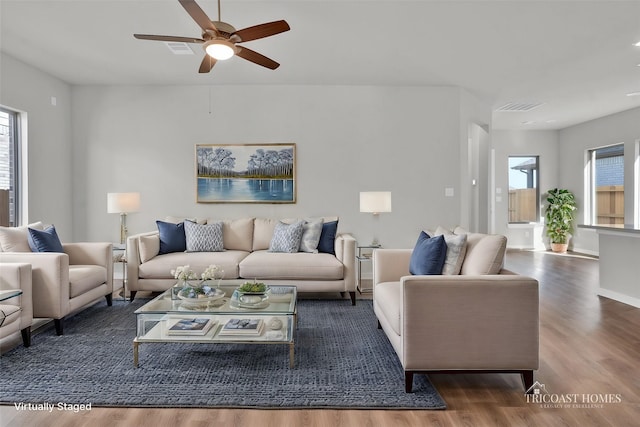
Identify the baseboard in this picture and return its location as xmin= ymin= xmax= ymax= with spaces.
xmin=598 ymin=288 xmax=640 ymax=308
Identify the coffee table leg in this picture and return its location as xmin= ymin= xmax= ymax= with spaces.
xmin=133 ymin=341 xmax=139 ymax=367
xmin=289 ymin=342 xmax=294 ymax=368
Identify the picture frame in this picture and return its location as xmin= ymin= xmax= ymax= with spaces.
xmin=196 ymin=143 xmax=296 ymax=203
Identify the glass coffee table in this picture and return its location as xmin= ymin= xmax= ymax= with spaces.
xmin=133 ymin=284 xmax=297 ymax=368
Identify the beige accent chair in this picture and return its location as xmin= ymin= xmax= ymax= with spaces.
xmin=0 ymin=263 xmax=32 ymax=351
xmin=0 ymin=225 xmax=113 ymax=335
xmin=373 ymin=231 xmax=539 ymax=393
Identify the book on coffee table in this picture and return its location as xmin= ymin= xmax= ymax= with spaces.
xmin=219 ymin=318 xmax=264 ymax=336
xmin=165 ymin=317 xmax=217 ymax=335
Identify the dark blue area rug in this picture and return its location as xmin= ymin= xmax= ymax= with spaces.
xmin=0 ymin=298 xmax=446 ymax=409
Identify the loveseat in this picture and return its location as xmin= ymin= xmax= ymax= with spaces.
xmin=373 ymin=227 xmax=539 ymax=393
xmin=126 ymin=217 xmax=357 ymax=304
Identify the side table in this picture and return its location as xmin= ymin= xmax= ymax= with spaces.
xmin=113 ymin=243 xmax=128 ymax=301
xmin=357 ymin=245 xmax=380 ymax=293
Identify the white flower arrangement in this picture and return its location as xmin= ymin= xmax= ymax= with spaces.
xmin=201 ymin=264 xmax=224 ymax=281
xmin=171 ymin=265 xmax=197 ymax=282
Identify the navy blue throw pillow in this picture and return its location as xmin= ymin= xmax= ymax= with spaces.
xmin=27 ymin=225 xmax=64 ymax=253
xmin=317 ymin=220 xmax=338 ymax=255
xmin=409 ymin=232 xmax=447 ymax=275
xmin=156 ymin=220 xmax=186 ymax=254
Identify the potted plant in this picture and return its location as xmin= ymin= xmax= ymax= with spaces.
xmin=544 ymin=188 xmax=577 ymax=253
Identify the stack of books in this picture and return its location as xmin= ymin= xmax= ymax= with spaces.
xmin=165 ymin=317 xmax=217 ymax=336
xmin=218 ymin=318 xmax=264 ymax=336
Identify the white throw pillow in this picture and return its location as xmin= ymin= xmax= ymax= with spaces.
xmin=299 ymin=218 xmax=324 ymax=253
xmin=441 ymin=233 xmax=468 ymax=275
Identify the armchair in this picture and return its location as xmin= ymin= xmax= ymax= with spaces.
xmin=0 ymin=263 xmax=32 ymax=351
xmin=0 ymin=242 xmax=113 ymax=335
xmin=372 ymin=232 xmax=539 ymax=393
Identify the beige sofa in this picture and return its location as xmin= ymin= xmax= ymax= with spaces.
xmin=126 ymin=217 xmax=357 ymax=304
xmin=373 ymin=229 xmax=539 ymax=393
xmin=0 ymin=263 xmax=32 ymax=351
xmin=0 ymin=223 xmax=114 ymax=335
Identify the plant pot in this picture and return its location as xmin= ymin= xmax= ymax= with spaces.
xmin=550 ymin=243 xmax=568 ymax=253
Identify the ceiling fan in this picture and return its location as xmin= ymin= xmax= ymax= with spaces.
xmin=134 ymin=0 xmax=290 ymax=73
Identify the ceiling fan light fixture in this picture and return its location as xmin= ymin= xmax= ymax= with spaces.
xmin=204 ymin=39 xmax=235 ymax=60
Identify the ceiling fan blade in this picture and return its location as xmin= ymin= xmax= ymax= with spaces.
xmin=233 ymin=20 xmax=290 ymax=43
xmin=198 ymin=54 xmax=217 ymax=73
xmin=178 ymin=0 xmax=217 ymax=33
xmin=134 ymin=34 xmax=205 ymax=44
xmin=236 ymin=46 xmax=280 ymax=70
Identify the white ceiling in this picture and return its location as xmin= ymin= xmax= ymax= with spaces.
xmin=2 ymin=0 xmax=640 ymax=130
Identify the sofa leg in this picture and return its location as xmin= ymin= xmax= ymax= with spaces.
xmin=129 ymin=291 xmax=137 ymax=302
xmin=522 ymin=370 xmax=534 ymax=393
xmin=377 ymin=319 xmax=382 ymax=329
xmin=105 ymin=294 xmax=113 ymax=306
xmin=405 ymin=371 xmax=414 ymax=393
xmin=349 ymin=291 xmax=356 ymax=306
xmin=54 ymin=318 xmax=64 ymax=336
xmin=21 ymin=326 xmax=31 ymax=347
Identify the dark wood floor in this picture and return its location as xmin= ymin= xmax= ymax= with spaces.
xmin=2 ymin=250 xmax=639 ymax=426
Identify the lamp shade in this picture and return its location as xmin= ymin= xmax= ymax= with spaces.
xmin=107 ymin=192 xmax=140 ymax=214
xmin=360 ymin=191 xmax=392 ymax=214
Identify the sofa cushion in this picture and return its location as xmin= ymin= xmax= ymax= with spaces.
xmin=27 ymin=225 xmax=64 ymax=253
xmin=222 ymin=218 xmax=254 ymax=252
xmin=299 ymin=218 xmax=324 ymax=253
xmin=156 ymin=220 xmax=186 ymax=254
xmin=139 ymin=234 xmax=160 ymax=263
xmin=374 ymin=281 xmax=402 ymax=336
xmin=269 ymin=221 xmax=305 ymax=253
xmin=317 ymin=220 xmax=338 ymax=255
xmin=239 ymin=251 xmax=344 ymax=280
xmin=69 ymin=265 xmax=107 ymax=298
xmin=0 ymin=222 xmax=45 ymax=252
xmin=138 ymin=251 xmax=249 ymax=280
xmin=409 ymin=232 xmax=446 ymax=275
xmin=184 ymin=220 xmax=223 ymax=252
xmin=460 ymin=233 xmax=507 ymax=275
xmin=252 ymin=218 xmax=279 ymax=251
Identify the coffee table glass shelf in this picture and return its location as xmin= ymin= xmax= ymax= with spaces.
xmin=133 ymin=285 xmax=297 ymax=367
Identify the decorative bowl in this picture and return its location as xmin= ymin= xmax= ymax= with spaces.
xmin=177 ymin=286 xmax=225 ymax=307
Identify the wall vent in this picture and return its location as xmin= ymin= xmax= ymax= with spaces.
xmin=164 ymin=42 xmax=194 ymax=55
xmin=495 ymin=102 xmax=544 ymax=112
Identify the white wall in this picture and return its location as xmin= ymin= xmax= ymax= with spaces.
xmin=558 ymin=107 xmax=640 ymax=255
xmin=492 ymin=130 xmax=559 ymax=249
xmin=71 ymin=84 xmax=480 ymax=248
xmin=0 ymin=53 xmax=74 ymax=240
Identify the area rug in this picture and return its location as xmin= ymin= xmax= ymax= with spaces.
xmin=0 ymin=298 xmax=446 ymax=409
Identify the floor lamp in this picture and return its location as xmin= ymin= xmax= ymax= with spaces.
xmin=107 ymin=192 xmax=141 ymax=244
xmin=359 ymin=191 xmax=392 ymax=246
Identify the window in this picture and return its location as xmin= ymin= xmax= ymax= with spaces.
xmin=0 ymin=108 xmax=20 ymax=226
xmin=588 ymin=144 xmax=624 ymax=225
xmin=508 ymin=156 xmax=539 ymax=223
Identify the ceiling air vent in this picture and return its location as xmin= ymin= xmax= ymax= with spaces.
xmin=495 ymin=102 xmax=544 ymax=112
xmin=164 ymin=42 xmax=194 ymax=55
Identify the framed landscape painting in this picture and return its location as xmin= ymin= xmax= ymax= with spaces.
xmin=196 ymin=143 xmax=296 ymax=203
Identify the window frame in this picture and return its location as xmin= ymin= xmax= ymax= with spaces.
xmin=508 ymin=155 xmax=540 ymax=224
xmin=0 ymin=106 xmax=22 ymax=226
xmin=586 ymin=143 xmax=625 ymax=226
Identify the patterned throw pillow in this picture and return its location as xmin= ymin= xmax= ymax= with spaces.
xmin=269 ymin=220 xmax=305 ymax=253
xmin=184 ymin=220 xmax=224 ymax=252
xmin=441 ymin=233 xmax=468 ymax=275
xmin=299 ymin=218 xmax=324 ymax=253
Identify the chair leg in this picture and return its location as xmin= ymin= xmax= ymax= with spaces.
xmin=54 ymin=318 xmax=64 ymax=336
xmin=129 ymin=291 xmax=137 ymax=302
xmin=405 ymin=371 xmax=414 ymax=393
xmin=522 ymin=370 xmax=534 ymax=393
xmin=349 ymin=291 xmax=356 ymax=306
xmin=105 ymin=293 xmax=113 ymax=306
xmin=21 ymin=326 xmax=31 ymax=347
xmin=377 ymin=319 xmax=382 ymax=329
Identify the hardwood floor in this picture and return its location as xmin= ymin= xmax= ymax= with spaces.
xmin=2 ymin=250 xmax=639 ymax=426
